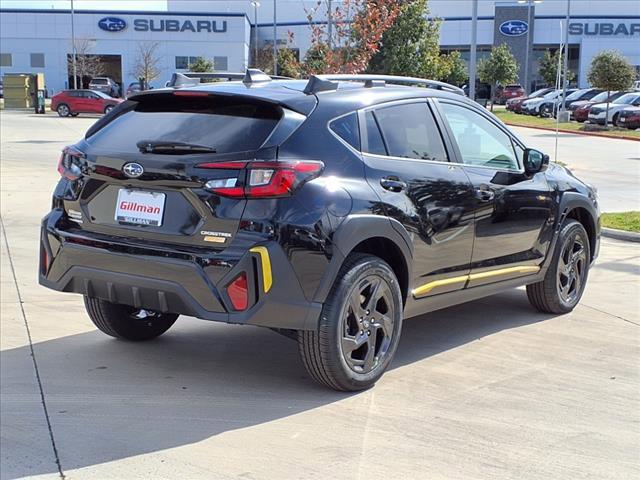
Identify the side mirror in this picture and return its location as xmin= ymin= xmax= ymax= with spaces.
xmin=523 ymin=148 xmax=549 ymax=175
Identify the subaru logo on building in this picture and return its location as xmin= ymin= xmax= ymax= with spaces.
xmin=122 ymin=163 xmax=144 ymax=178
xmin=500 ymin=20 xmax=528 ymax=36
xmin=98 ymin=17 xmax=127 ymax=32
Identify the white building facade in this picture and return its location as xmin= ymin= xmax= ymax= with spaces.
xmin=0 ymin=8 xmax=251 ymax=93
xmin=1 ymin=1 xmax=638 ymax=94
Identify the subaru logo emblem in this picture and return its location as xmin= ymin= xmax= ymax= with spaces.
xmin=98 ymin=17 xmax=127 ymax=32
xmin=500 ymin=20 xmax=528 ymax=36
xmin=123 ymin=163 xmax=144 ymax=178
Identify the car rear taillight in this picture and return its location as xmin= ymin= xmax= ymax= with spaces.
xmin=197 ymin=160 xmax=324 ymax=198
xmin=57 ymin=146 xmax=85 ymax=180
xmin=226 ymin=272 xmax=248 ymax=311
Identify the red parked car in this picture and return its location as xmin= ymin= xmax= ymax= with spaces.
xmin=618 ymin=106 xmax=640 ymax=129
xmin=51 ymin=89 xmax=122 ymax=117
xmin=496 ymin=84 xmax=525 ymax=104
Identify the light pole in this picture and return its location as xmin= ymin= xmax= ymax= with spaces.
xmin=328 ymin=0 xmax=333 ymax=51
xmin=273 ymin=0 xmax=277 ymax=75
xmin=71 ymin=0 xmax=77 ymax=88
xmin=469 ymin=0 xmax=478 ymax=101
xmin=560 ymin=0 xmax=571 ymax=115
xmin=251 ymin=1 xmax=260 ymax=68
xmin=518 ymin=0 xmax=542 ymax=94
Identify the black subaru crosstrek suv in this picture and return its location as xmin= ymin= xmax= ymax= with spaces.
xmin=40 ymin=70 xmax=600 ymax=391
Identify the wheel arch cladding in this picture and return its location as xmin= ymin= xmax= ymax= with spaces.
xmin=312 ymin=215 xmax=413 ymax=305
xmin=559 ymin=191 xmax=599 ymax=263
xmin=351 ymin=237 xmax=410 ymax=306
xmin=566 ymin=206 xmax=597 ymax=261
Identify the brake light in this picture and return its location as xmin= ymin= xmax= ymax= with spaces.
xmin=226 ymin=272 xmax=248 ymax=311
xmin=57 ymin=146 xmax=85 ymax=180
xmin=196 ymin=160 xmax=324 ymax=198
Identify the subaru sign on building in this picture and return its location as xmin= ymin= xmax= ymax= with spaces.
xmin=499 ymin=20 xmax=528 ymax=37
xmin=0 ymin=1 xmax=638 ymax=95
xmin=98 ymin=17 xmax=127 ymax=32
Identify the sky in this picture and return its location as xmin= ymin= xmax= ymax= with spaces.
xmin=0 ymin=0 xmax=168 ymax=10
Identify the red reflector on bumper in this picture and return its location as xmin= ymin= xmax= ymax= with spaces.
xmin=227 ymin=272 xmax=248 ymax=311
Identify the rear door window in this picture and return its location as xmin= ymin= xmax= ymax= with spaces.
xmin=86 ymin=95 xmax=282 ymax=154
xmin=362 ymin=111 xmax=387 ymax=156
xmin=373 ymin=103 xmax=448 ymax=162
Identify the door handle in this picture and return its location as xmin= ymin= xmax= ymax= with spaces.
xmin=475 ymin=188 xmax=495 ymax=202
xmin=380 ymin=177 xmax=407 ymax=192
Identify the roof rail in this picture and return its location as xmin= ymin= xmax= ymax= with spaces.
xmin=166 ymin=69 xmax=291 ymax=88
xmin=303 ymin=74 xmax=465 ymax=95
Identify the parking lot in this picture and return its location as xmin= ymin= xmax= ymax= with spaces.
xmin=1 ymin=111 xmax=639 ymax=480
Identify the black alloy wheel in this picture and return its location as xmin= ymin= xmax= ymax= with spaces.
xmin=527 ymin=219 xmax=590 ymax=314
xmin=298 ymin=253 xmax=403 ymax=391
xmin=340 ymin=275 xmax=396 ymax=374
xmin=557 ymin=233 xmax=588 ymax=306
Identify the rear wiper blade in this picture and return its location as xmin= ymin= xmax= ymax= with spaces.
xmin=137 ymin=140 xmax=216 ymax=154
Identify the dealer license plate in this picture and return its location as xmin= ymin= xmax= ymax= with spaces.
xmin=115 ymin=189 xmax=165 ymax=226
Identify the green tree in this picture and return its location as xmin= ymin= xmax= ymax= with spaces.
xmin=302 ymin=43 xmax=329 ymax=75
xmin=538 ymin=49 xmax=575 ymax=87
xmin=368 ymin=0 xmax=442 ymax=78
xmin=188 ymin=57 xmax=214 ymax=72
xmin=477 ymin=44 xmax=519 ymax=110
xmin=440 ymin=50 xmax=467 ymax=87
xmin=587 ymin=50 xmax=636 ymax=127
xmin=256 ymin=47 xmax=302 ymax=78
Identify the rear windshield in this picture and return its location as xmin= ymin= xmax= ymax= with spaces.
xmin=86 ymin=95 xmax=282 ymax=154
xmin=91 ymin=78 xmax=108 ymax=85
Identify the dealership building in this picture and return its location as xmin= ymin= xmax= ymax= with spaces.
xmin=0 ymin=0 xmax=638 ymax=95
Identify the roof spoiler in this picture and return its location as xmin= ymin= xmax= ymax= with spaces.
xmin=303 ymin=74 xmax=465 ymax=95
xmin=166 ymin=69 xmax=291 ymax=88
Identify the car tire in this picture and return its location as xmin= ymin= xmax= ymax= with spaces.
xmin=527 ymin=219 xmax=590 ymax=314
xmin=297 ymin=253 xmax=403 ymax=392
xmin=612 ymin=113 xmax=620 ymax=127
xmin=84 ymin=296 xmax=178 ymax=341
xmin=56 ymin=104 xmax=70 ymax=117
xmin=104 ymin=105 xmax=114 ymax=114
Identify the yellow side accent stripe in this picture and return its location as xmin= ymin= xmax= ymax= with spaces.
xmin=250 ymin=246 xmax=272 ymax=293
xmin=468 ymin=265 xmax=540 ymax=282
xmin=411 ymin=275 xmax=468 ymax=298
xmin=412 ymin=265 xmax=540 ymax=299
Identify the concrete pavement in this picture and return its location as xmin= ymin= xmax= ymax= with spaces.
xmin=1 ymin=111 xmax=639 ymax=479
xmin=511 ymin=126 xmax=640 ymax=212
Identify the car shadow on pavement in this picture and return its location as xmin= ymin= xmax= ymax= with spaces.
xmin=1 ymin=289 xmax=556 ymax=479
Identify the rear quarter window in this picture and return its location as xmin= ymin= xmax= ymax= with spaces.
xmin=329 ymin=113 xmax=360 ymax=150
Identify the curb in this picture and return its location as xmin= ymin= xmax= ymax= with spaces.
xmin=504 ymin=122 xmax=640 ymax=142
xmin=601 ymin=227 xmax=640 ymax=243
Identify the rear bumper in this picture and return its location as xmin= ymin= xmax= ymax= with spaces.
xmin=39 ymin=209 xmax=321 ymax=330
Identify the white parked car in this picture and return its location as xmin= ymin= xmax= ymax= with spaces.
xmin=587 ymin=92 xmax=640 ymax=126
xmin=521 ymin=89 xmax=561 ymax=116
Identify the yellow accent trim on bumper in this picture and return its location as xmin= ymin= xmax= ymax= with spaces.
xmin=250 ymin=246 xmax=272 ymax=293
xmin=411 ymin=265 xmax=540 ymax=299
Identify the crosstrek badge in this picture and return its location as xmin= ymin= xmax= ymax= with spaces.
xmin=115 ymin=189 xmax=165 ymax=226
